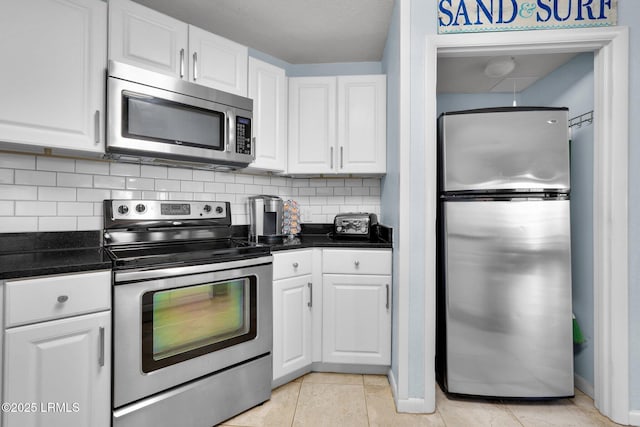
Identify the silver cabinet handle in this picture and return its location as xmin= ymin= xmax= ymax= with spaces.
xmin=308 ymin=282 xmax=313 ymax=307
xmin=94 ymin=110 xmax=100 ymax=144
xmin=292 ymin=262 xmax=299 ymax=268
xmin=193 ymin=52 xmax=198 ymax=80
xmin=57 ymin=295 xmax=69 ymax=303
xmin=330 ymin=147 xmax=334 ymax=169
xmin=340 ymin=146 xmax=344 ymax=168
xmin=179 ymin=48 xmax=185 ymax=78
xmin=386 ymin=284 xmax=390 ymax=310
xmin=354 ymin=260 xmax=360 ymax=267
xmin=98 ymin=326 xmax=105 ymax=367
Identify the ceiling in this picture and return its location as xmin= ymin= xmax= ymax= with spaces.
xmin=131 ymin=0 xmax=577 ymax=93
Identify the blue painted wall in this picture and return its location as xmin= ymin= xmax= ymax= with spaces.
xmin=381 ymin=0 xmax=401 ymax=384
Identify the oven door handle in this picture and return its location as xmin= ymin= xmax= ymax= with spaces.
xmin=226 ymin=110 xmax=235 ymax=153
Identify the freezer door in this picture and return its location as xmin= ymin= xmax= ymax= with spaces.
xmin=443 ymin=199 xmax=573 ymax=397
xmin=439 ymin=109 xmax=570 ymax=192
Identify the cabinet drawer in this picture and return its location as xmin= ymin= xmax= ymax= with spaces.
xmin=322 ymin=249 xmax=391 ymax=275
xmin=273 ymin=250 xmax=313 ymax=280
xmin=5 ymin=270 xmax=111 ymax=327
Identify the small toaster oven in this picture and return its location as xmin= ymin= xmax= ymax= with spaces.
xmin=333 ymin=213 xmax=378 ymax=240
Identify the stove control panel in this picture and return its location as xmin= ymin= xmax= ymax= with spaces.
xmin=109 ymin=200 xmax=228 ymax=221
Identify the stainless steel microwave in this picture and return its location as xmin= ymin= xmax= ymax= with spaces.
xmin=106 ymin=61 xmax=254 ymax=169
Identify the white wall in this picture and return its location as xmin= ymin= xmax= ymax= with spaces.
xmin=0 ymin=152 xmax=381 ymax=232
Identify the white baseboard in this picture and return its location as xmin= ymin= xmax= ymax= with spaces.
xmin=629 ymin=410 xmax=640 ymax=426
xmin=574 ymin=374 xmax=594 ymax=398
xmin=387 ymin=368 xmax=433 ymax=414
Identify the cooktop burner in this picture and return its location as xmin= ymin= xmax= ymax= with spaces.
xmin=103 ymin=199 xmax=270 ymax=270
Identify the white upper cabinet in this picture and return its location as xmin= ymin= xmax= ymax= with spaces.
xmin=288 ymin=75 xmax=386 ymax=175
xmin=188 ymin=25 xmax=248 ymax=96
xmin=0 ymin=0 xmax=107 ymax=156
xmin=108 ymin=0 xmax=248 ymax=96
xmin=337 ymin=75 xmax=387 ymax=174
xmin=288 ymin=77 xmax=337 ymax=175
xmin=247 ymin=58 xmax=287 ymax=172
xmin=109 ymin=0 xmax=188 ymax=78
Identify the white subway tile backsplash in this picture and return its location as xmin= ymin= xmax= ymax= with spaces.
xmin=58 ymin=172 xmax=92 ymax=188
xmin=110 ymin=163 xmax=140 ymax=177
xmin=38 ymin=216 xmax=76 ymax=231
xmin=58 ymin=202 xmax=94 ymax=216
xmin=0 ymin=201 xmax=14 ymax=215
xmin=168 ymin=168 xmax=193 ymax=180
xmin=181 ymin=180 xmax=204 ymax=193
xmin=0 ymin=217 xmax=37 ymax=232
xmin=111 ymin=190 xmax=141 ymax=199
xmin=0 ymin=155 xmax=381 ymax=232
xmin=0 ymin=185 xmax=37 ymax=201
xmin=0 ymin=153 xmax=35 ymax=170
xmin=0 ymin=169 xmax=13 ymax=184
xmin=77 ymin=216 xmax=102 ymax=230
xmin=15 ymin=170 xmax=56 ymax=186
xmin=193 ymin=170 xmax=215 ymax=181
xmin=203 ymin=182 xmax=226 ymax=193
xmin=126 ymin=177 xmax=155 ymax=190
xmin=38 ymin=187 xmax=76 ymax=201
xmin=94 ymin=175 xmax=125 ymax=189
xmin=77 ymin=160 xmax=109 ymax=175
xmin=36 ymin=157 xmax=74 ymax=172
xmin=141 ymin=165 xmax=168 ymax=179
xmin=16 ymin=201 xmax=56 ymax=216
xmin=77 ymin=188 xmax=111 ymax=202
xmin=155 ymin=180 xmax=181 ymax=192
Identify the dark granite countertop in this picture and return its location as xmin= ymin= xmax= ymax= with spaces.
xmin=232 ymin=223 xmax=393 ymax=252
xmin=0 ymin=224 xmax=391 ymax=280
xmin=0 ymin=231 xmax=111 ymax=280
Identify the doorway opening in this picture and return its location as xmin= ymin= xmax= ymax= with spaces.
xmin=424 ymin=27 xmax=629 ymax=425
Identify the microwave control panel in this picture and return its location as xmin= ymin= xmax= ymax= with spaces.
xmin=236 ymin=116 xmax=252 ymax=155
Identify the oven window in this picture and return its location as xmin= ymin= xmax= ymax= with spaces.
xmin=141 ymin=277 xmax=257 ymax=372
xmin=123 ymin=92 xmax=225 ymax=150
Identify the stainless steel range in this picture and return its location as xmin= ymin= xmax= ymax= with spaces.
xmin=103 ymin=199 xmax=273 ymax=427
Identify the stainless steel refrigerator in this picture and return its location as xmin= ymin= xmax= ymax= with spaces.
xmin=436 ymin=107 xmax=574 ymax=399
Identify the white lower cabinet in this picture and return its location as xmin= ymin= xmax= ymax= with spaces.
xmin=2 ymin=270 xmax=111 ymax=427
xmin=273 ymin=275 xmax=313 ymax=381
xmin=3 ymin=312 xmax=110 ymax=427
xmin=272 ymin=250 xmax=314 ymax=383
xmin=322 ymin=249 xmax=391 ymax=366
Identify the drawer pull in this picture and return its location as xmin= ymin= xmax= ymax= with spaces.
xmin=293 ymin=262 xmax=299 ymax=268
xmin=354 ymin=260 xmax=360 ymax=267
xmin=386 ymin=284 xmax=390 ymax=310
xmin=307 ymin=282 xmax=313 ymax=307
xmin=99 ymin=327 xmax=105 ymax=367
xmin=57 ymin=295 xmax=69 ymax=303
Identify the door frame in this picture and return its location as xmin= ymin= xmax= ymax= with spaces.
xmin=424 ymin=27 xmax=629 ymax=424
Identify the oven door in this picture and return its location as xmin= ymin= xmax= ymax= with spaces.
xmin=113 ymin=256 xmax=272 ymax=408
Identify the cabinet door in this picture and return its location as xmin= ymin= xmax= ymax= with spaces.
xmin=288 ymin=77 xmax=336 ymax=174
xmin=0 ymin=0 xmax=106 ymax=154
xmin=3 ymin=311 xmax=111 ymax=427
xmin=247 ymin=58 xmax=287 ymax=172
xmin=188 ymin=25 xmax=248 ymax=95
xmin=108 ymin=0 xmax=188 ymax=78
xmin=323 ymin=274 xmax=390 ymax=365
xmin=273 ymin=275 xmax=313 ymax=381
xmin=337 ymin=75 xmax=387 ymax=174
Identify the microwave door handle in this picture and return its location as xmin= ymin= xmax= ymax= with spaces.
xmin=226 ymin=111 xmax=235 ymax=153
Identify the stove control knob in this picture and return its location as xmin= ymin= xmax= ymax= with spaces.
xmin=215 ymin=206 xmax=224 ymax=214
xmin=135 ymin=204 xmax=146 ymax=213
xmin=117 ymin=205 xmax=129 ymax=215
xmin=203 ymin=204 xmax=212 ymax=213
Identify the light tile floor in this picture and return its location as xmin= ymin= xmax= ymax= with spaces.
xmin=220 ymin=373 xmax=625 ymax=427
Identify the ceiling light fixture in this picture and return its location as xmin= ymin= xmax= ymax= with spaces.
xmin=484 ymin=56 xmax=516 ymax=78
